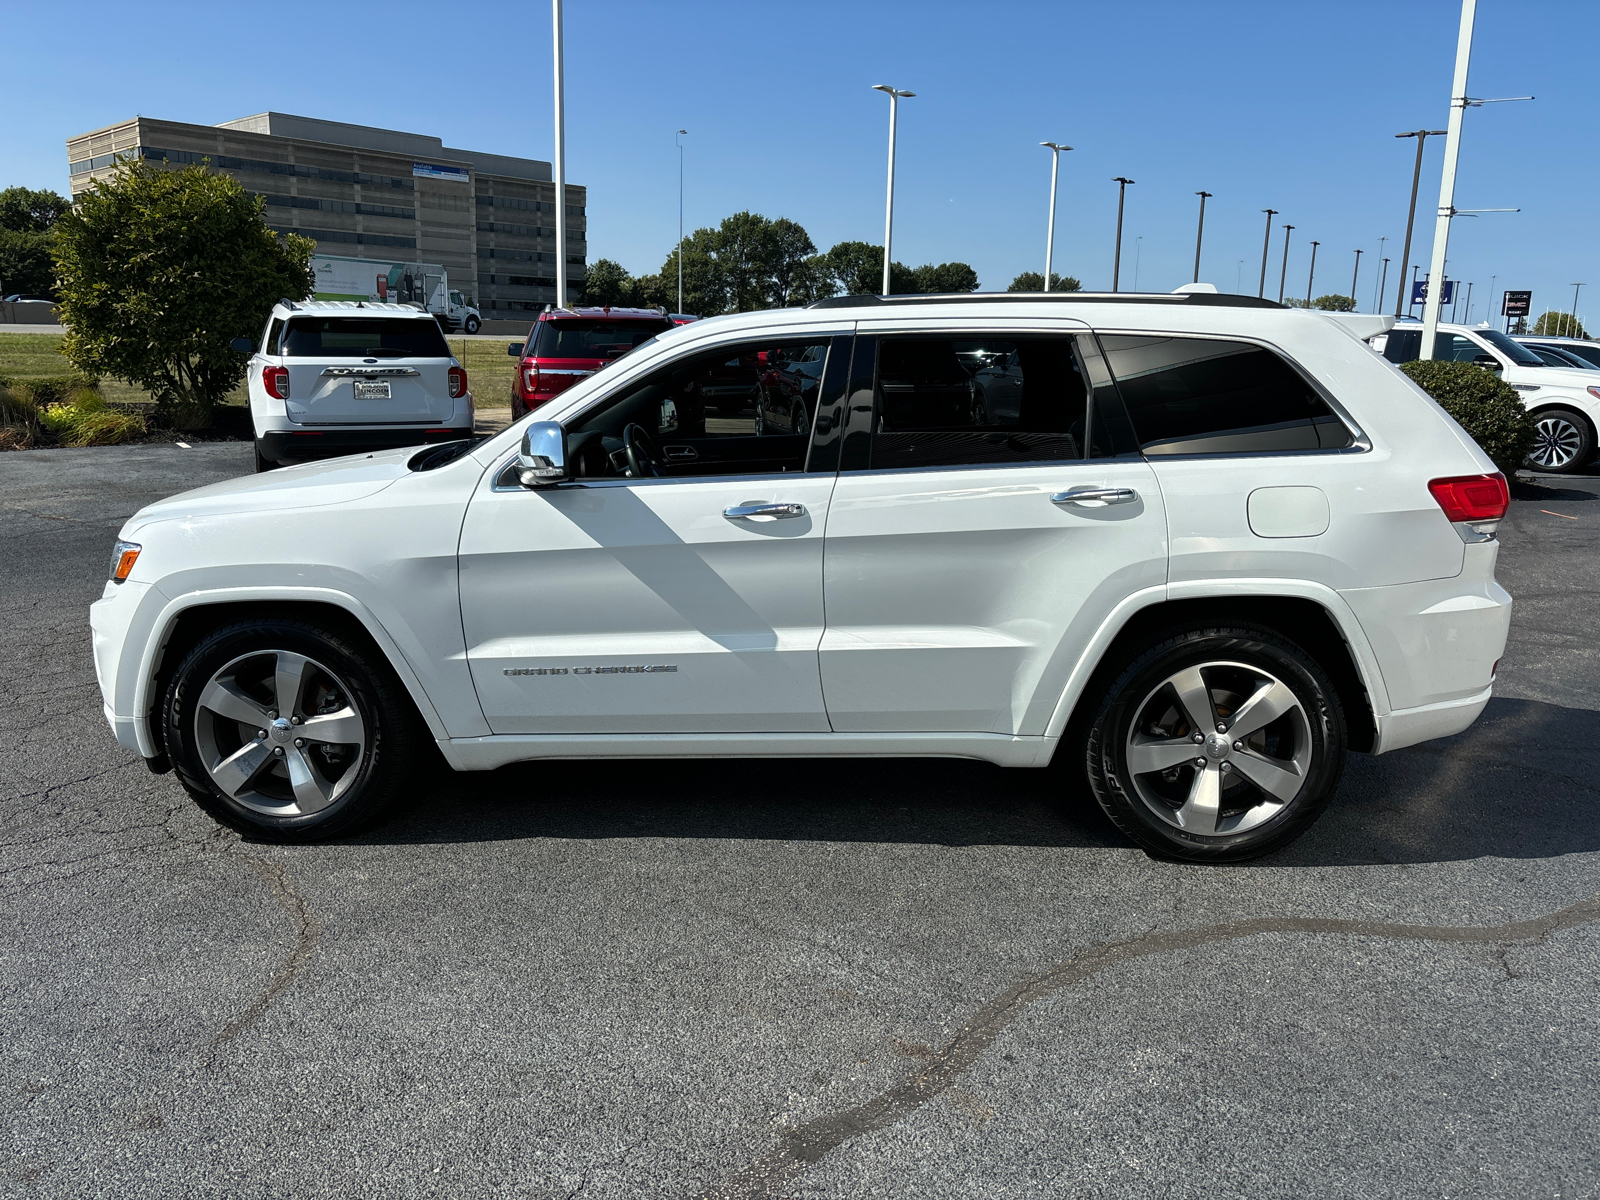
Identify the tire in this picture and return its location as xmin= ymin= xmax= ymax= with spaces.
xmin=1082 ymin=624 xmax=1346 ymax=863
xmin=163 ymin=618 xmax=427 ymax=842
xmin=510 ymin=391 xmax=528 ymax=421
xmin=253 ymin=442 xmax=274 ymax=473
xmin=464 ymin=315 xmax=481 ymax=334
xmin=1527 ymin=407 xmax=1595 ymax=474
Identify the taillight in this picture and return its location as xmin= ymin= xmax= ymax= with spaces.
xmin=448 ymin=366 xmax=467 ymax=399
xmin=521 ymin=362 xmax=538 ymax=393
xmin=262 ymin=365 xmax=289 ymax=400
xmin=1428 ymin=473 xmax=1509 ymax=522
xmin=1429 ymin=472 xmax=1508 ymax=542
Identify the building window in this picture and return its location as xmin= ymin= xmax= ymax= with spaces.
xmin=269 ymin=226 xmax=417 ymax=250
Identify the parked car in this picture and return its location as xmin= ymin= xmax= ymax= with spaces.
xmin=3 ymin=293 xmax=55 ymax=303
xmin=234 ymin=300 xmax=474 ymax=473
xmin=96 ymin=292 xmax=1511 ymax=863
xmin=1372 ymin=321 xmax=1600 ymax=472
xmin=507 ymin=306 xmax=676 ymax=419
xmin=1514 ymin=334 xmax=1600 ymax=370
xmin=1523 ymin=344 xmax=1599 ymax=370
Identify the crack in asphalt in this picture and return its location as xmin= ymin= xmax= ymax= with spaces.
xmin=204 ymin=840 xmax=326 ymax=1061
xmin=693 ymin=893 xmax=1600 ymax=1200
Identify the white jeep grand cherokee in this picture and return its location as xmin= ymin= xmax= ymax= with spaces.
xmin=237 ymin=300 xmax=474 ymax=473
xmin=93 ymin=291 xmax=1512 ymax=862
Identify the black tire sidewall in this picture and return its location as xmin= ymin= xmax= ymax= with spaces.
xmin=1086 ymin=626 xmax=1345 ymax=862
xmin=165 ymin=620 xmax=406 ymax=841
xmin=1530 ymin=407 xmax=1596 ymax=474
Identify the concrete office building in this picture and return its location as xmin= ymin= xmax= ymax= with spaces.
xmin=66 ymin=112 xmax=585 ymax=315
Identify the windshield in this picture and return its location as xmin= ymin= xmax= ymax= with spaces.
xmin=1476 ymin=329 xmax=1544 ymax=366
xmin=532 ymin=318 xmax=674 ymax=358
xmin=282 ymin=317 xmax=450 ymax=359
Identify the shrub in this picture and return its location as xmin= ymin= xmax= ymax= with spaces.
xmin=0 ymin=383 xmax=37 ymax=450
xmin=37 ymin=389 xmax=146 ymax=447
xmin=1398 ymin=359 xmax=1535 ymax=475
xmin=5 ymin=372 xmax=101 ymax=407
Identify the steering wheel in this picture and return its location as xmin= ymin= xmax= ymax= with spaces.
xmin=622 ymin=423 xmax=660 ymax=478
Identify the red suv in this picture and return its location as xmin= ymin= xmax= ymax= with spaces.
xmin=508 ymin=307 xmax=676 ymax=418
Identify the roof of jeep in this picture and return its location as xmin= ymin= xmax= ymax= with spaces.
xmin=271 ymin=300 xmax=436 ymax=318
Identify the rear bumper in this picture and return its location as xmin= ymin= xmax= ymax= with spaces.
xmin=258 ymin=425 xmax=472 ymax=465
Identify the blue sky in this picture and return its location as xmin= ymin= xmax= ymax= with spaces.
xmin=4 ymin=0 xmax=1594 ymax=322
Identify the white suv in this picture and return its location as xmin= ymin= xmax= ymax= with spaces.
xmin=1373 ymin=321 xmax=1600 ymax=472
xmin=237 ymin=300 xmax=474 ymax=472
xmin=95 ymin=292 xmax=1511 ymax=862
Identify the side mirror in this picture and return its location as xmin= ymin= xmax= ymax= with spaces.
xmin=1471 ymin=354 xmax=1500 ymax=370
xmin=230 ymin=337 xmax=254 ymax=354
xmin=506 ymin=342 xmax=524 ymax=357
xmin=515 ymin=421 xmax=567 ymax=487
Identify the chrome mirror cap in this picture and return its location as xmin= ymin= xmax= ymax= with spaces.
xmin=515 ymin=421 xmax=568 ymax=487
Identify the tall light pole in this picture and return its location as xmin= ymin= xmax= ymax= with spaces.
xmin=674 ymin=130 xmax=688 ymax=313
xmin=1377 ymin=257 xmax=1390 ymax=314
xmin=1277 ymin=223 xmax=1295 ymax=304
xmin=1394 ymin=129 xmax=1447 ymax=316
xmin=1572 ymin=283 xmax=1585 ymax=335
xmin=1111 ymin=177 xmax=1135 ymax=292
xmin=1419 ymin=1 xmax=1477 ymax=358
xmin=1306 ymin=240 xmax=1320 ymax=306
xmin=1258 ymin=209 xmax=1278 ymax=297
xmin=1040 ymin=142 xmax=1071 ymax=291
xmin=552 ymin=0 xmax=568 ymax=309
xmin=1192 ymin=190 xmax=1212 ymax=283
xmin=872 ymin=84 xmax=914 ymax=296
xmin=1350 ymin=248 xmax=1363 ymax=310
xmin=1133 ymin=236 xmax=1144 ymax=291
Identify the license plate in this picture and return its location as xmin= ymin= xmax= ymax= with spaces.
xmin=353 ymin=380 xmax=391 ymax=400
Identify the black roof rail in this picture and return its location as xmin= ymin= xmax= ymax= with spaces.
xmin=277 ymin=297 xmax=301 ymax=311
xmin=806 ymin=291 xmax=1286 ymax=311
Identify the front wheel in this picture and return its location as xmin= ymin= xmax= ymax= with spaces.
xmin=164 ymin=618 xmax=427 ymax=841
xmin=463 ymin=315 xmax=481 ymax=334
xmin=1527 ymin=407 xmax=1595 ymax=474
xmin=1083 ymin=624 xmax=1345 ymax=862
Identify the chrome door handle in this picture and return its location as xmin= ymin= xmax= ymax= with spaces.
xmin=724 ymin=502 xmax=806 ymax=520
xmin=1051 ymin=487 xmax=1138 ymax=506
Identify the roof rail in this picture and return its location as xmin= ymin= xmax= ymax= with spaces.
xmin=806 ymin=291 xmax=1286 ymax=311
xmin=277 ymin=297 xmax=301 ymax=311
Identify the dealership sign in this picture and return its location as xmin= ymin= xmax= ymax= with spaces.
xmin=1411 ymin=278 xmax=1456 ymax=306
xmin=1502 ymin=290 xmax=1532 ymax=317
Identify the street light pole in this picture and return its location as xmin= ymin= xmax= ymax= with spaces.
xmin=1350 ymin=248 xmax=1363 ymax=311
xmin=872 ymin=84 xmax=915 ymax=296
xmin=552 ymin=0 xmax=568 ymax=309
xmin=1419 ymin=0 xmax=1477 ymax=360
xmin=1572 ymin=283 xmax=1585 ymax=335
xmin=675 ymin=129 xmax=687 ymax=314
xmin=1393 ymin=128 xmax=1447 ymax=317
xmin=1040 ymin=142 xmax=1072 ymax=292
xmin=1377 ymin=257 xmax=1390 ymax=314
xmin=1192 ymin=190 xmax=1212 ymax=283
xmin=1257 ymin=209 xmax=1278 ymax=297
xmin=1306 ymin=240 xmax=1320 ymax=306
xmin=1111 ymin=177 xmax=1135 ymax=292
xmin=1277 ymin=223 xmax=1295 ymax=304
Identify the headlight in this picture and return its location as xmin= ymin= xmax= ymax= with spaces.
xmin=1588 ymin=386 xmax=1600 ymax=401
xmin=110 ymin=540 xmax=141 ymax=583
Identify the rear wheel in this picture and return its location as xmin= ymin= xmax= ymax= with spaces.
xmin=510 ymin=391 xmax=528 ymax=421
xmin=164 ymin=618 xmax=426 ymax=841
xmin=1527 ymin=407 xmax=1595 ymax=474
xmin=253 ymin=442 xmax=274 ymax=473
xmin=1083 ymin=624 xmax=1345 ymax=862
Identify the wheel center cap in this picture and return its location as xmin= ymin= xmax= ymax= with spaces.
xmin=1204 ymin=733 xmax=1231 ymax=761
xmin=269 ymin=717 xmax=293 ymax=743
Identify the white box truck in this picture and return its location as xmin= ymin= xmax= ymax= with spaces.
xmin=309 ymin=254 xmax=482 ymax=332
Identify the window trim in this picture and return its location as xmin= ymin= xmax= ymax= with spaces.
xmin=1091 ymin=327 xmax=1371 ymax=458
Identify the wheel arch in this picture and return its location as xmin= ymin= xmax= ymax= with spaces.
xmin=136 ymin=588 xmax=449 ymax=763
xmin=1047 ymin=588 xmax=1384 ymax=756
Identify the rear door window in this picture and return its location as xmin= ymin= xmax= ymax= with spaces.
xmin=1099 ymin=334 xmax=1352 ymax=455
xmin=281 ymin=317 xmax=450 ymax=359
xmin=866 ymin=335 xmax=1089 ymax=470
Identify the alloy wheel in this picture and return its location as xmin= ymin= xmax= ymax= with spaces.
xmin=1531 ymin=415 xmax=1582 ymax=469
xmin=193 ymin=649 xmax=366 ymax=817
xmin=1122 ymin=660 xmax=1313 ymax=837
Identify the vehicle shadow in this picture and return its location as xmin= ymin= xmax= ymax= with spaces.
xmin=358 ymin=697 xmax=1600 ymax=867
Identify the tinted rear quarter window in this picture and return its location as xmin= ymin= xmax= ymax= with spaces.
xmin=534 ymin=319 xmax=674 ymax=358
xmin=1099 ymin=334 xmax=1352 ymax=455
xmin=282 ymin=317 xmax=449 ymax=359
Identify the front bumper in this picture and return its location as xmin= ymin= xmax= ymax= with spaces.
xmin=90 ymin=579 xmax=153 ymax=754
xmin=258 ymin=425 xmax=472 ymax=465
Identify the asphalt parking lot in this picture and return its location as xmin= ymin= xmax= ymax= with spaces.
xmin=3 ymin=444 xmax=1598 ymax=1199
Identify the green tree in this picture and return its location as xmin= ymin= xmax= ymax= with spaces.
xmin=1008 ymin=271 xmax=1081 ymax=293
xmin=658 ymin=212 xmax=823 ymax=315
xmin=53 ymin=159 xmax=314 ymax=425
xmin=911 ymin=262 xmax=979 ymax=294
xmin=1532 ymin=311 xmax=1587 ymax=339
xmin=1312 ymin=294 xmax=1357 ymax=312
xmin=1398 ymin=359 xmax=1535 ymax=476
xmin=824 ymin=241 xmax=884 ymax=296
xmin=0 ymin=185 xmax=71 ymax=297
xmin=581 ymin=258 xmax=633 ymax=306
